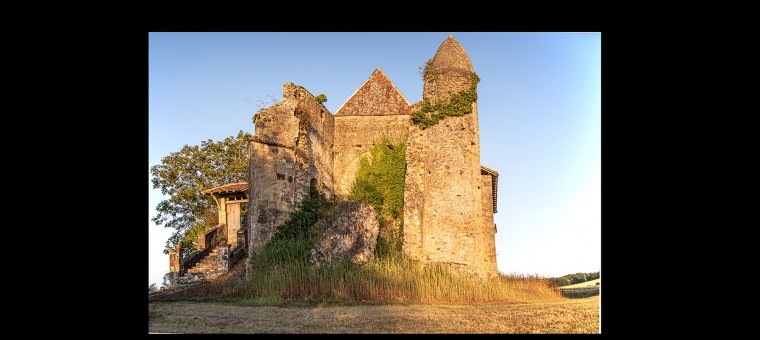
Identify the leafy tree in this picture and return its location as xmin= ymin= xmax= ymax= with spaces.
xmin=316 ymin=94 xmax=328 ymax=104
xmin=150 ymin=130 xmax=252 ymax=256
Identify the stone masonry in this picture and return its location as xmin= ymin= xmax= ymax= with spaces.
xmin=333 ymin=69 xmax=412 ymax=197
xmin=248 ymin=83 xmax=334 ymax=251
xmin=247 ymin=35 xmax=499 ymax=278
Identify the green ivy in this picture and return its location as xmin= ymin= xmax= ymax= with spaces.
xmin=348 ymin=138 xmax=406 ymax=256
xmin=411 ymin=73 xmax=480 ymax=129
xmin=348 ymin=138 xmax=406 ymax=220
xmin=271 ymin=189 xmax=333 ymax=242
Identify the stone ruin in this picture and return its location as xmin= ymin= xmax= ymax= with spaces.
xmin=164 ymin=35 xmax=502 ymax=284
xmin=246 ymin=35 xmax=500 ymax=278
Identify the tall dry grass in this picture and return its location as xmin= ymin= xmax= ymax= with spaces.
xmin=238 ymin=239 xmax=560 ymax=304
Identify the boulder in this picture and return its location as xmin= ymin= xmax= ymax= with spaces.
xmin=310 ymin=201 xmax=379 ymax=265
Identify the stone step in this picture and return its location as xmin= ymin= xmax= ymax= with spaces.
xmin=189 ymin=263 xmax=223 ymax=269
xmin=189 ymin=264 xmax=217 ymax=269
xmin=184 ymin=250 xmax=229 ymax=273
xmin=191 ymin=267 xmax=218 ymax=271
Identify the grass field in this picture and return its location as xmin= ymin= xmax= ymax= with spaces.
xmin=148 ymin=295 xmax=599 ymax=334
xmin=562 ymin=279 xmax=600 ymax=288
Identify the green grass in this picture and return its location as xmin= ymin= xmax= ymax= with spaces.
xmin=562 ymin=279 xmax=600 ymax=288
xmin=241 ymin=240 xmax=560 ymax=305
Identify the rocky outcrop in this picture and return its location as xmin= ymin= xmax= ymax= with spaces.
xmin=310 ymin=201 xmax=379 ymax=265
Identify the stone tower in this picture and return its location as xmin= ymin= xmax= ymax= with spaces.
xmin=403 ymin=35 xmax=497 ymax=278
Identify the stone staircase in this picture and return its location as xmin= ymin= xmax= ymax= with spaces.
xmin=184 ymin=248 xmax=227 ymax=280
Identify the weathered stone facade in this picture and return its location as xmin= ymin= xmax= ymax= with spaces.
xmin=248 ymin=36 xmax=499 ymax=278
xmin=333 ymin=69 xmax=412 ymax=197
xmin=402 ymin=36 xmax=498 ymax=278
xmin=247 ymin=83 xmax=334 ymax=252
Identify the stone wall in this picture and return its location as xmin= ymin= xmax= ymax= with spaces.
xmin=333 ymin=115 xmax=410 ymax=197
xmin=168 ymin=243 xmax=181 ymax=273
xmin=403 ymin=110 xmax=491 ymax=278
xmin=291 ymin=83 xmax=335 ymax=203
xmin=333 ymin=69 xmax=412 ymax=197
xmin=248 ymin=82 xmax=335 ymax=252
xmin=248 ymin=141 xmax=297 ymax=251
xmin=252 ymin=97 xmax=299 ymax=148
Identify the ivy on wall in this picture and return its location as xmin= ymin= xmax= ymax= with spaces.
xmin=411 ymin=73 xmax=480 ymax=129
xmin=348 ymin=138 xmax=406 ymax=221
xmin=348 ymin=138 xmax=406 ymax=256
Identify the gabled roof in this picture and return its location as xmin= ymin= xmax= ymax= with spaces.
xmin=201 ymin=182 xmax=248 ymax=196
xmin=335 ymin=68 xmax=411 ymax=116
xmin=480 ymin=166 xmax=499 ymax=213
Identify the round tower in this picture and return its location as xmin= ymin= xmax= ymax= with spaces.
xmin=403 ymin=35 xmax=495 ymax=278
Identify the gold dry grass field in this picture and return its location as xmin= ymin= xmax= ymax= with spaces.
xmin=148 ymin=295 xmax=599 ymax=334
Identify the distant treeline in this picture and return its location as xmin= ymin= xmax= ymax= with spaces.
xmin=548 ymin=272 xmax=600 ymax=287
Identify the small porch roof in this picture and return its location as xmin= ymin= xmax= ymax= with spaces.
xmin=201 ymin=182 xmax=248 ymax=197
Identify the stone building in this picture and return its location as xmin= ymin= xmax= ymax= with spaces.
xmin=246 ymin=35 xmax=499 ymax=278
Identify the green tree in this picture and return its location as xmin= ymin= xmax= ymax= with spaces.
xmin=150 ymin=130 xmax=252 ymax=256
xmin=316 ymin=94 xmax=328 ymax=104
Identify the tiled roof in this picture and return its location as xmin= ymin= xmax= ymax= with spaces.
xmin=201 ymin=182 xmax=248 ymax=196
xmin=335 ymin=68 xmax=411 ymax=116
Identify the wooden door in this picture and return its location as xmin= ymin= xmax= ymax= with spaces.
xmin=226 ymin=203 xmax=240 ymax=248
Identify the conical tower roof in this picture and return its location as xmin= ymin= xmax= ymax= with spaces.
xmin=428 ymin=35 xmax=474 ymax=76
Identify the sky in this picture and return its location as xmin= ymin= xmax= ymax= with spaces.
xmin=148 ymin=32 xmax=601 ymax=287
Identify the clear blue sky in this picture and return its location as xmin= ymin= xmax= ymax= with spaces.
xmin=148 ymin=32 xmax=601 ymax=287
